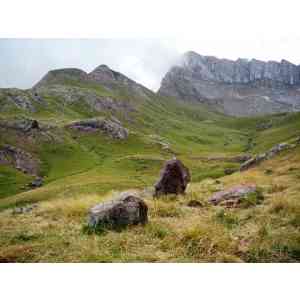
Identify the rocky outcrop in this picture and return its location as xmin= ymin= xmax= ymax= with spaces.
xmin=0 ymin=118 xmax=40 ymax=133
xmin=36 ymin=84 xmax=136 ymax=118
xmin=179 ymin=52 xmax=300 ymax=86
xmin=68 ymin=117 xmax=129 ymax=139
xmin=0 ymin=145 xmax=39 ymax=175
xmin=159 ymin=51 xmax=300 ymax=116
xmin=0 ymin=88 xmax=46 ymax=112
xmin=154 ymin=158 xmax=190 ymax=196
xmin=88 ymin=192 xmax=148 ymax=230
xmin=88 ymin=64 xmax=154 ymax=100
xmin=88 ymin=65 xmax=133 ymax=87
xmin=208 ymin=184 xmax=262 ymax=208
xmin=240 ymin=143 xmax=291 ymax=171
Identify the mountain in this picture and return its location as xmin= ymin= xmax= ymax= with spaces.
xmin=0 ymin=65 xmax=157 ymax=123
xmin=1 ymin=61 xmax=300 ymax=262
xmin=158 ymin=51 xmax=300 ymax=116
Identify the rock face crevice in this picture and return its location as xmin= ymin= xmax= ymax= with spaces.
xmin=159 ymin=51 xmax=300 ymax=116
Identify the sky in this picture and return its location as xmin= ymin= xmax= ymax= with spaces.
xmin=1 ymin=37 xmax=300 ymax=92
xmin=1 ymin=0 xmax=300 ymax=91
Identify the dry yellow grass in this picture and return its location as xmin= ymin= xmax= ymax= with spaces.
xmin=0 ymin=148 xmax=299 ymax=262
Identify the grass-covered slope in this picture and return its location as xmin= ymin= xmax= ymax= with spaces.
xmin=0 ymin=145 xmax=299 ymax=262
xmin=0 ymin=65 xmax=300 ymax=262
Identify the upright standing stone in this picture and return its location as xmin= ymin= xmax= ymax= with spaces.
xmin=154 ymin=158 xmax=190 ymax=196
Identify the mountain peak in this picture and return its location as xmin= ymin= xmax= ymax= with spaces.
xmin=88 ymin=64 xmax=132 ymax=86
xmin=158 ymin=50 xmax=300 ymax=116
xmin=34 ymin=68 xmax=88 ymax=88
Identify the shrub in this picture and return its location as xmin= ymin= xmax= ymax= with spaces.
xmin=214 ymin=208 xmax=239 ymax=229
xmin=239 ymin=188 xmax=264 ymax=208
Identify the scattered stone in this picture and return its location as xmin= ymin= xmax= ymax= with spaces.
xmin=88 ymin=192 xmax=148 ymax=230
xmin=208 ymin=184 xmax=262 ymax=208
xmin=28 ymin=177 xmax=43 ymax=188
xmin=0 ymin=118 xmax=40 ymax=133
xmin=224 ymin=168 xmax=237 ymax=175
xmin=154 ymin=158 xmax=190 ymax=196
xmin=12 ymin=204 xmax=38 ymax=214
xmin=256 ymin=122 xmax=272 ymax=131
xmin=240 ymin=143 xmax=290 ymax=171
xmin=68 ymin=118 xmax=128 ymax=139
xmin=187 ymin=200 xmax=203 ymax=208
xmin=192 ymin=154 xmax=251 ymax=163
xmin=231 ymin=155 xmax=252 ymax=163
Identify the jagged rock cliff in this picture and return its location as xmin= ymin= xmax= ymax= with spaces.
xmin=158 ymin=51 xmax=300 ymax=116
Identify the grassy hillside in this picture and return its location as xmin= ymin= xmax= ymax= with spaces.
xmin=0 ymin=145 xmax=299 ymax=262
xmin=0 ymin=70 xmax=300 ymax=262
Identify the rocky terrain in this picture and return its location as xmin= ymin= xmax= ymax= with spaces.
xmin=159 ymin=51 xmax=300 ymax=116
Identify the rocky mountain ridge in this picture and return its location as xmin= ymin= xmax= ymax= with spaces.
xmin=180 ymin=51 xmax=300 ymax=85
xmin=159 ymin=51 xmax=300 ymax=116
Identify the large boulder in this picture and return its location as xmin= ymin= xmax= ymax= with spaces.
xmin=154 ymin=158 xmax=190 ymax=196
xmin=208 ymin=184 xmax=262 ymax=208
xmin=88 ymin=192 xmax=148 ymax=230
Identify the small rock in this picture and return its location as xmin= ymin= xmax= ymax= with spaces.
xmin=28 ymin=177 xmax=43 ymax=188
xmin=231 ymin=155 xmax=252 ymax=163
xmin=12 ymin=204 xmax=37 ymax=214
xmin=88 ymin=192 xmax=148 ymax=230
xmin=208 ymin=184 xmax=261 ymax=208
xmin=187 ymin=200 xmax=203 ymax=207
xmin=224 ymin=168 xmax=236 ymax=175
xmin=154 ymin=158 xmax=190 ymax=196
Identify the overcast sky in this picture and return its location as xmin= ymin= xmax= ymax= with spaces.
xmin=1 ymin=0 xmax=300 ymax=91
xmin=1 ymin=37 xmax=300 ymax=91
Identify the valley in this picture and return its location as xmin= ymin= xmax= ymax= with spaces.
xmin=0 ymin=54 xmax=300 ymax=262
